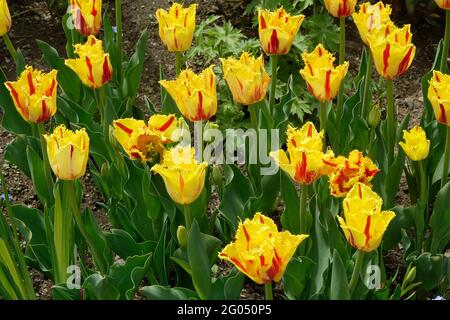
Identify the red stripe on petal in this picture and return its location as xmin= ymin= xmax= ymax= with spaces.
xmin=383 ymin=44 xmax=391 ymax=76
xmin=364 ymin=215 xmax=371 ymax=247
xmin=268 ymin=29 xmax=279 ymax=54
xmin=115 ymin=122 xmax=134 ymax=135
xmin=397 ymin=47 xmax=414 ymax=77
xmin=27 ymin=71 xmax=35 ymax=95
xmin=158 ymin=116 xmax=175 ymax=131
xmin=102 ymin=57 xmax=112 ymax=84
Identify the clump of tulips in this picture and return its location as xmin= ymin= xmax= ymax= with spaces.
xmin=0 ymin=0 xmax=449 ymax=301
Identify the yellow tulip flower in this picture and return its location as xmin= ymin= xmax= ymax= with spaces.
xmin=428 ymin=70 xmax=450 ymax=126
xmin=270 ymin=122 xmax=335 ymax=185
xmin=300 ymin=44 xmax=349 ymax=103
xmin=44 ymin=125 xmax=90 ymax=181
xmin=220 ymin=52 xmax=271 ymax=106
xmin=435 ymin=0 xmax=450 ymax=10
xmin=399 ymin=126 xmax=430 ymax=161
xmin=337 ymin=183 xmax=396 ymax=252
xmin=258 ymin=8 xmax=304 ymax=55
xmin=0 ymin=0 xmax=11 ymax=36
xmin=352 ymin=1 xmax=392 ymax=45
xmin=151 ymin=146 xmax=208 ymax=205
xmin=65 ymin=35 xmax=113 ymax=89
xmin=219 ymin=213 xmax=308 ymax=284
xmin=287 ymin=121 xmax=324 ymax=151
xmin=69 ymin=0 xmax=102 ymax=36
xmin=156 ymin=3 xmax=196 ymax=52
xmin=5 ymin=66 xmax=58 ymax=123
xmin=367 ymin=22 xmax=416 ymax=80
xmin=327 ymin=150 xmax=380 ymax=198
xmin=113 ymin=114 xmax=179 ymax=162
xmin=324 ymin=0 xmax=357 ymax=18
xmin=159 ymin=66 xmax=217 ymax=122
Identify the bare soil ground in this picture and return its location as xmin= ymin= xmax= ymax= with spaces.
xmin=0 ymin=0 xmax=445 ymax=299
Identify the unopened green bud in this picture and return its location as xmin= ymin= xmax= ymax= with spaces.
xmin=212 ymin=165 xmax=223 ymax=189
xmin=108 ymin=125 xmax=118 ymax=148
xmin=101 ymin=162 xmax=110 ymax=179
xmin=368 ymin=105 xmax=381 ymax=128
xmin=404 ymin=266 xmax=416 ymax=284
xmin=177 ymin=225 xmax=188 ymax=247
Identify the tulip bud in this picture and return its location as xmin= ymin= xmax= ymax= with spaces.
xmin=108 ymin=125 xmax=118 ymax=148
xmin=101 ymin=162 xmax=109 ymax=179
xmin=368 ymin=105 xmax=381 ymax=128
xmin=0 ymin=0 xmax=12 ymax=37
xmin=177 ymin=225 xmax=188 ymax=247
xmin=404 ymin=266 xmax=416 ymax=285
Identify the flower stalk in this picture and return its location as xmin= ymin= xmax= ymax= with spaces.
xmin=440 ymin=10 xmax=450 ymax=72
xmin=268 ymin=55 xmax=278 ymax=117
xmin=386 ymin=79 xmax=395 ymax=163
xmin=442 ymin=127 xmax=450 ymax=188
xmin=2 ymin=33 xmax=16 ymax=60
xmin=349 ymin=250 xmax=365 ymax=295
xmin=265 ymin=282 xmax=273 ymax=300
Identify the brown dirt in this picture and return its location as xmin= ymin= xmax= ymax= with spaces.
xmin=0 ymin=0 xmax=445 ymax=300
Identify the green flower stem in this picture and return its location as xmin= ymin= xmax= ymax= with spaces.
xmin=54 ymin=182 xmax=73 ymax=284
xmin=299 ymin=184 xmax=308 ymax=235
xmin=248 ymin=104 xmax=258 ymax=131
xmin=98 ymin=87 xmax=108 ymax=138
xmin=115 ymin=0 xmax=123 ymax=84
xmin=176 ymin=52 xmax=184 ymax=75
xmin=386 ymin=79 xmax=396 ymax=164
xmin=418 ymin=160 xmax=427 ymax=202
xmin=264 ymin=281 xmax=273 ymax=300
xmin=268 ymin=55 xmax=279 ymax=117
xmin=361 ymin=51 xmax=373 ymax=118
xmin=2 ymin=34 xmax=17 ymax=60
xmin=320 ymin=102 xmax=328 ymax=140
xmin=0 ymin=171 xmax=36 ymax=299
xmin=368 ymin=127 xmax=375 ymax=159
xmin=183 ymin=204 xmax=192 ymax=231
xmin=336 ymin=17 xmax=346 ymax=123
xmin=441 ymin=126 xmax=450 ymax=188
xmin=417 ymin=160 xmax=427 ymax=250
xmin=440 ymin=10 xmax=450 ymax=72
xmin=67 ymin=180 xmax=107 ymax=275
xmin=37 ymin=124 xmax=54 ymax=205
xmin=349 ymin=250 xmax=365 ymax=295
